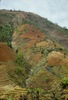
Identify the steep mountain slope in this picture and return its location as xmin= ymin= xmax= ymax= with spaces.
xmin=0 ymin=9 xmax=68 ymax=99
xmin=0 ymin=9 xmax=68 ymax=47
xmin=13 ymin=12 xmax=68 ymax=100
xmin=12 ymin=19 xmax=68 ymax=99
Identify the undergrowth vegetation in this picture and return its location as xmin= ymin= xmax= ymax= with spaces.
xmin=15 ymin=53 xmax=31 ymax=73
xmin=9 ymin=52 xmax=31 ymax=87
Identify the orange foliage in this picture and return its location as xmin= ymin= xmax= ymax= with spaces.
xmin=0 ymin=42 xmax=16 ymax=62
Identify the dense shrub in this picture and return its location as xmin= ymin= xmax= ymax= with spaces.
xmin=11 ymin=52 xmax=31 ymax=87
xmin=0 ymin=24 xmax=13 ymax=43
xmin=61 ymin=77 xmax=68 ymax=88
xmin=15 ymin=52 xmax=31 ymax=74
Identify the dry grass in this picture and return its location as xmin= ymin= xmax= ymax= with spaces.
xmin=0 ymin=42 xmax=16 ymax=62
xmin=47 ymin=51 xmax=68 ymax=67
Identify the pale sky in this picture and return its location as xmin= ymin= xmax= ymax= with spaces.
xmin=0 ymin=0 xmax=68 ymax=28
